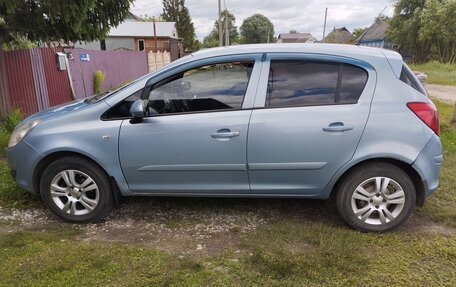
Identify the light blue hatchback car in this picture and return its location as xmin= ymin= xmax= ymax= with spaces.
xmin=7 ymin=44 xmax=442 ymax=232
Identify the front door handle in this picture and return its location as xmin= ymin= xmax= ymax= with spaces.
xmin=211 ymin=129 xmax=240 ymax=139
xmin=323 ymin=122 xmax=353 ymax=132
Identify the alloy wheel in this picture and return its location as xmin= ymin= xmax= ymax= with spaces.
xmin=350 ymin=176 xmax=406 ymax=225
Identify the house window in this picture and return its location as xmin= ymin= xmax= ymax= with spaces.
xmin=138 ymin=39 xmax=145 ymax=51
xmin=100 ymin=40 xmax=106 ymax=50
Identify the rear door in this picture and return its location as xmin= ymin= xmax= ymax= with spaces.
xmin=247 ymin=54 xmax=376 ymax=195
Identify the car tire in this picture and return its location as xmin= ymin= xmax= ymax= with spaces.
xmin=336 ymin=162 xmax=416 ymax=232
xmin=40 ymin=156 xmax=113 ymax=223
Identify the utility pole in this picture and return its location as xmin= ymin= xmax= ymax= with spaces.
xmin=225 ymin=14 xmax=229 ymax=46
xmin=322 ymin=7 xmax=328 ymax=41
xmin=153 ymin=17 xmax=158 ymax=53
xmin=218 ymin=0 xmax=223 ymax=46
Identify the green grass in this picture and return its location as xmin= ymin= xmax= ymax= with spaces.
xmin=409 ymin=61 xmax=456 ymax=86
xmin=417 ymin=101 xmax=456 ymax=227
xmin=0 ymin=158 xmax=39 ymax=209
xmin=0 ymin=101 xmax=455 ymax=286
xmin=1 ymin=223 xmax=456 ymax=286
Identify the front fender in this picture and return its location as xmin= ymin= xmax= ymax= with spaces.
xmin=26 ymin=119 xmax=130 ymax=195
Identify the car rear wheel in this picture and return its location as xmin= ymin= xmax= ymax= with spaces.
xmin=336 ymin=162 xmax=416 ymax=232
xmin=40 ymin=156 xmax=113 ymax=223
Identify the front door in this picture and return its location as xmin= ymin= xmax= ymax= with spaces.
xmin=119 ymin=59 xmax=260 ymax=194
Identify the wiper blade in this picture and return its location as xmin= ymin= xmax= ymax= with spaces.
xmin=84 ymin=92 xmax=109 ymax=104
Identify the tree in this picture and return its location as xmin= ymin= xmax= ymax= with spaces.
xmin=375 ymin=15 xmax=389 ymax=23
xmin=0 ymin=0 xmax=134 ymax=45
xmin=161 ymin=0 xmax=198 ymax=51
xmin=1 ymin=34 xmax=37 ymax=51
xmin=351 ymin=27 xmax=367 ymax=42
xmin=420 ymin=0 xmax=456 ymax=64
xmin=240 ymin=14 xmax=274 ymax=44
xmin=202 ymin=10 xmax=239 ymax=48
xmin=387 ymin=0 xmax=430 ymax=63
xmin=139 ymin=15 xmax=165 ymax=22
xmin=289 ymin=30 xmax=298 ymax=34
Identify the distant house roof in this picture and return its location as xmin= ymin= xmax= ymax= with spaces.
xmin=125 ymin=12 xmax=143 ymax=21
xmin=277 ymin=33 xmax=316 ymax=43
xmin=323 ymin=27 xmax=352 ymax=44
xmin=355 ymin=21 xmax=388 ymax=44
xmin=108 ymin=21 xmax=178 ymax=38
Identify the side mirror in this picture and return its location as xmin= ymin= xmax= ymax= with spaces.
xmin=130 ymin=99 xmax=146 ymax=123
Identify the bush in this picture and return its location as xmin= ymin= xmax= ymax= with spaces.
xmin=409 ymin=61 xmax=456 ymax=86
xmin=0 ymin=109 xmax=24 ymax=157
xmin=1 ymin=109 xmax=24 ymax=133
xmin=93 ymin=70 xmax=106 ymax=94
xmin=0 ymin=130 xmax=9 ymax=157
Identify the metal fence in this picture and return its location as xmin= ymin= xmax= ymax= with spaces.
xmin=0 ymin=48 xmax=149 ymax=117
xmin=0 ymin=47 xmax=72 ymax=117
xmin=65 ymin=49 xmax=149 ymax=99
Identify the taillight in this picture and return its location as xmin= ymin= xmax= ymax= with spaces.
xmin=407 ymin=102 xmax=440 ymax=136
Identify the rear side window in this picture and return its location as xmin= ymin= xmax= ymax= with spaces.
xmin=339 ymin=64 xmax=369 ymax=104
xmin=400 ymin=64 xmax=426 ymax=95
xmin=266 ymin=60 xmax=368 ymax=107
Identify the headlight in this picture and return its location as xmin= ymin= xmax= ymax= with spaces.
xmin=8 ymin=120 xmax=40 ymax=148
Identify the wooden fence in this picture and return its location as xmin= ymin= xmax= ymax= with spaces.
xmin=147 ymin=50 xmax=172 ymax=72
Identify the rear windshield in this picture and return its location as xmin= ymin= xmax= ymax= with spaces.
xmin=400 ymin=64 xmax=427 ymax=95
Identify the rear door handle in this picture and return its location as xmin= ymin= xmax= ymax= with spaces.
xmin=323 ymin=122 xmax=353 ymax=132
xmin=211 ymin=129 xmax=240 ymax=139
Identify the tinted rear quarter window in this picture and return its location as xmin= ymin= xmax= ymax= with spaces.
xmin=266 ymin=60 xmax=368 ymax=107
xmin=400 ymin=64 xmax=427 ymax=95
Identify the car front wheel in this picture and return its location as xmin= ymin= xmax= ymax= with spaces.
xmin=336 ymin=162 xmax=416 ymax=232
xmin=40 ymin=156 xmax=113 ymax=223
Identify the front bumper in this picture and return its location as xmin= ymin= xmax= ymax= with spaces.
xmin=6 ymin=139 xmax=43 ymax=193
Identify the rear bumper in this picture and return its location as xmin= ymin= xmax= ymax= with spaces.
xmin=412 ymin=135 xmax=442 ymax=198
xmin=6 ymin=139 xmax=43 ymax=193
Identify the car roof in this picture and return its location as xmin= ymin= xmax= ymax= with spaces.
xmin=190 ymin=43 xmax=403 ymax=78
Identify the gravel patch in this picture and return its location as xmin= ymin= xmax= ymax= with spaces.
xmin=0 ymin=206 xmax=52 ymax=225
xmin=78 ymin=198 xmax=278 ymax=255
xmin=426 ymin=84 xmax=456 ymax=104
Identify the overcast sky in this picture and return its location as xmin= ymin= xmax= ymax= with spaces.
xmin=130 ymin=0 xmax=394 ymax=41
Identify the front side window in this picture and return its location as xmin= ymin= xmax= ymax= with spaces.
xmin=147 ymin=61 xmax=253 ymax=115
xmin=266 ymin=60 xmax=368 ymax=107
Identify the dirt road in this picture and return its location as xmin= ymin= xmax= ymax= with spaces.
xmin=426 ymin=84 xmax=456 ymax=104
